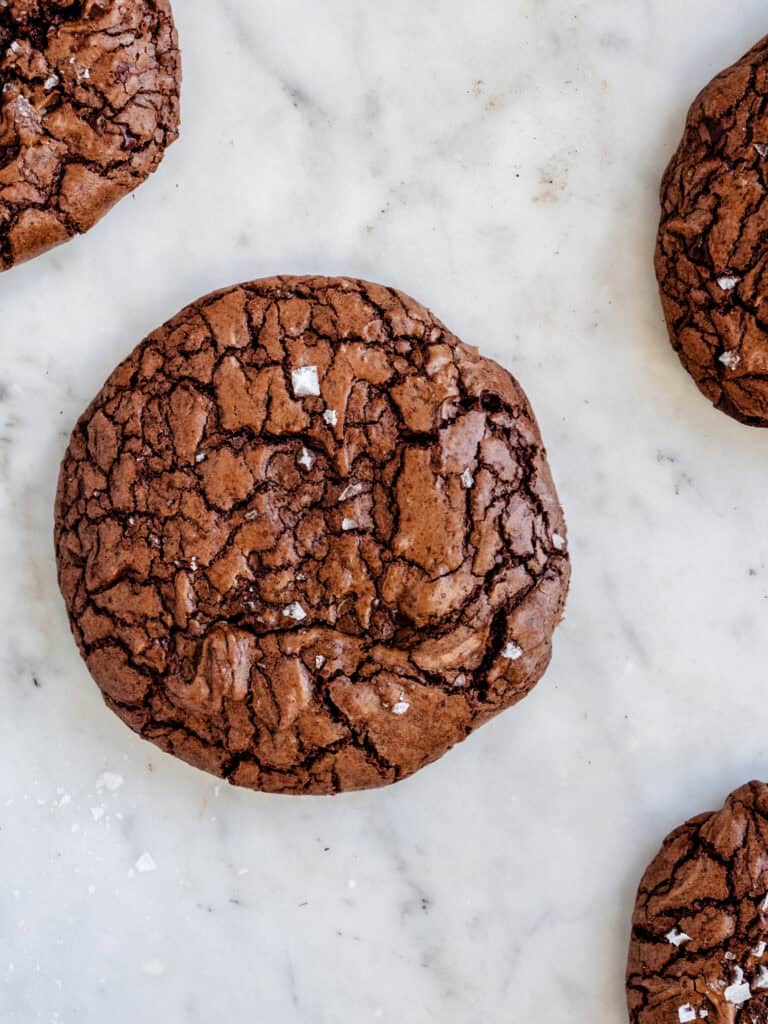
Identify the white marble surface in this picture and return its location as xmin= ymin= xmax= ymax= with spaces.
xmin=4 ymin=2 xmax=768 ymax=1021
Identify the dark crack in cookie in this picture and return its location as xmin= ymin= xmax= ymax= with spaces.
xmin=627 ymin=782 xmax=768 ymax=1024
xmin=656 ymin=35 xmax=768 ymax=426
xmin=54 ymin=276 xmax=570 ymax=795
xmin=0 ymin=0 xmax=180 ymax=271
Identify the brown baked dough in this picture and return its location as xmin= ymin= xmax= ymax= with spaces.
xmin=657 ymin=35 xmax=768 ymax=425
xmin=55 ymin=276 xmax=570 ymax=795
xmin=0 ymin=0 xmax=180 ymax=271
xmin=627 ymin=782 xmax=768 ymax=1024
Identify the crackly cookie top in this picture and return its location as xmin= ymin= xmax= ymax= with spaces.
xmin=656 ymin=35 xmax=768 ymax=426
xmin=0 ymin=0 xmax=180 ymax=271
xmin=627 ymin=782 xmax=768 ymax=1024
xmin=55 ymin=276 xmax=570 ymax=795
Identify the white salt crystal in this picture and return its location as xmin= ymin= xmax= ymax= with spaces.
xmin=291 ymin=366 xmax=320 ymax=397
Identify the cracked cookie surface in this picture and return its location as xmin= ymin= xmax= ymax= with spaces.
xmin=657 ymin=35 xmax=768 ymax=425
xmin=627 ymin=782 xmax=768 ymax=1024
xmin=55 ymin=276 xmax=570 ymax=795
xmin=0 ymin=0 xmax=180 ymax=271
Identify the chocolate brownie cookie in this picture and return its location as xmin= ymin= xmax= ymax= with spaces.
xmin=656 ymin=35 xmax=768 ymax=425
xmin=627 ymin=782 xmax=768 ymax=1024
xmin=0 ymin=0 xmax=180 ymax=271
xmin=55 ymin=276 xmax=570 ymax=795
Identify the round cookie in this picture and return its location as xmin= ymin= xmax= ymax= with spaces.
xmin=627 ymin=782 xmax=768 ymax=1024
xmin=55 ymin=276 xmax=570 ymax=795
xmin=0 ymin=0 xmax=180 ymax=271
xmin=657 ymin=35 xmax=768 ymax=425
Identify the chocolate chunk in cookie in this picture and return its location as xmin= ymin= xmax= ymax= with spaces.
xmin=627 ymin=781 xmax=768 ymax=1023
xmin=55 ymin=276 xmax=570 ymax=795
xmin=656 ymin=35 xmax=768 ymax=425
xmin=0 ymin=0 xmax=180 ymax=271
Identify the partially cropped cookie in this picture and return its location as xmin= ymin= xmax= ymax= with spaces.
xmin=55 ymin=276 xmax=570 ymax=795
xmin=0 ymin=0 xmax=180 ymax=271
xmin=657 ymin=35 xmax=768 ymax=425
xmin=627 ymin=782 xmax=768 ymax=1024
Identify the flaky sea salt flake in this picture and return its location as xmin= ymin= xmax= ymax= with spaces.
xmin=291 ymin=365 xmax=320 ymax=398
xmin=339 ymin=483 xmax=364 ymax=501
xmin=502 ymin=641 xmax=523 ymax=661
xmin=283 ymin=602 xmax=307 ymax=622
xmin=666 ymin=928 xmax=691 ymax=948
xmin=724 ymin=967 xmax=751 ymax=1006
xmin=719 ymin=350 xmax=741 ymax=370
xmin=298 ymin=447 xmax=315 ymax=471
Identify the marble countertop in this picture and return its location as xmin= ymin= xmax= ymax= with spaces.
xmin=4 ymin=2 xmax=768 ymax=1021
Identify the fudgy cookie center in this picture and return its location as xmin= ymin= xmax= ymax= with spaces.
xmin=120 ymin=385 xmax=535 ymax=649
